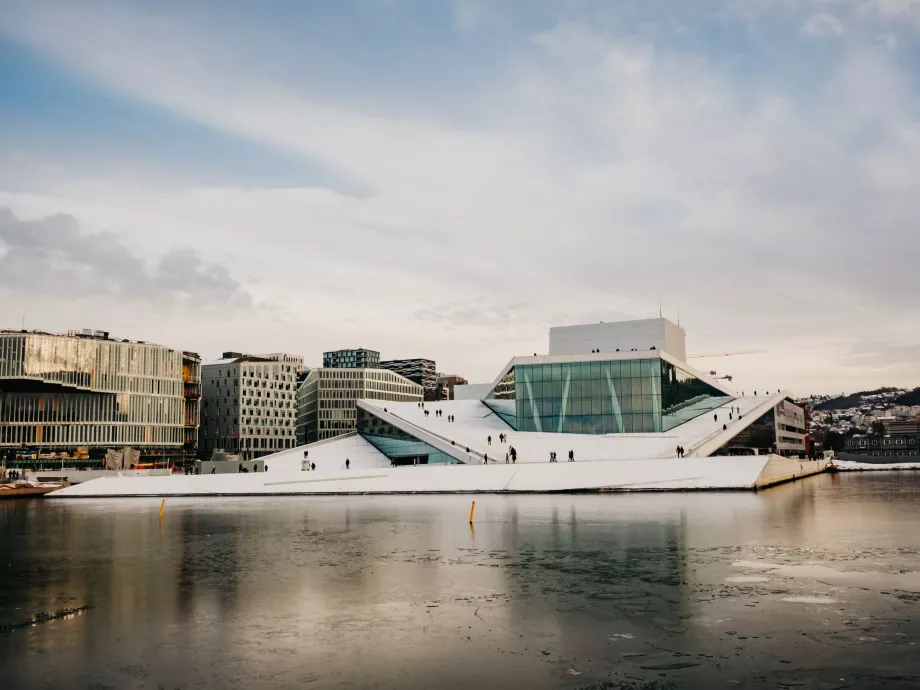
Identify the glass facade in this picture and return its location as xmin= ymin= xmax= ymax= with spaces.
xmin=0 ymin=332 xmax=191 ymax=452
xmin=356 ymin=407 xmax=459 ymax=465
xmin=483 ymin=356 xmax=733 ymax=435
xmin=297 ymin=368 xmax=424 ymax=444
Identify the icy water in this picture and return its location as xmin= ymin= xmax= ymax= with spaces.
xmin=2 ymin=473 xmax=920 ymax=690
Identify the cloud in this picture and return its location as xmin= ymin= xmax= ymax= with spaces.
xmin=0 ymin=207 xmax=251 ymax=308
xmin=801 ymin=13 xmax=845 ymax=36
xmin=0 ymin=2 xmax=919 ymax=391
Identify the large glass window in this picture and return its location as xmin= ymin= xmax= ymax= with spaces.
xmin=482 ymin=356 xmax=733 ymax=436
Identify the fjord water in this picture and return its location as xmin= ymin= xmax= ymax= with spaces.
xmin=2 ymin=472 xmax=919 ymax=689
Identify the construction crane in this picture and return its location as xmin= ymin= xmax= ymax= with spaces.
xmin=687 ymin=349 xmax=766 ymax=359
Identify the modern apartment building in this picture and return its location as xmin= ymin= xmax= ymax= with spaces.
xmin=296 ymin=367 xmax=423 ymax=444
xmin=200 ymin=352 xmax=300 ymax=460
xmin=379 ymin=358 xmax=437 ymax=400
xmin=322 ymin=348 xmax=380 ymax=369
xmin=0 ymin=329 xmax=199 ymax=467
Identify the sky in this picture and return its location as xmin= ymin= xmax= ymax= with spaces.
xmin=0 ymin=0 xmax=919 ymax=395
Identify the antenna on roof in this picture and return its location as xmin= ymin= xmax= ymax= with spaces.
xmin=659 ymin=298 xmax=662 ymax=319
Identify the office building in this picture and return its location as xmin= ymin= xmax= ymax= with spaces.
xmin=200 ymin=352 xmax=300 ymax=460
xmin=379 ymin=358 xmax=437 ymax=400
xmin=0 ymin=328 xmax=199 ymax=467
xmin=323 ymin=348 xmax=380 ymax=369
xmin=296 ymin=367 xmax=422 ymax=444
xmin=436 ymin=374 xmax=468 ymax=400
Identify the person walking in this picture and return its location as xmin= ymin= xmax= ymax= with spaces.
xmin=484 ymin=454 xmax=488 ymax=464
xmin=487 ymin=435 xmax=492 ymax=446
xmin=345 ymin=459 xmax=350 ymax=470
xmin=676 ymin=445 xmax=681 ymax=458
xmin=713 ymin=413 xmax=718 ymax=422
xmin=510 ymin=447 xmax=517 ymax=463
xmin=311 ymin=462 xmax=315 ymax=471
xmin=505 ymin=452 xmax=509 ymax=464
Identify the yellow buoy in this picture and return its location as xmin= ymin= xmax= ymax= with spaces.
xmin=159 ymin=499 xmax=166 ymax=519
xmin=469 ymin=500 xmax=476 ymax=524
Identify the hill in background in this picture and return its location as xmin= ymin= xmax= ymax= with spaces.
xmin=812 ymin=387 xmax=901 ymax=411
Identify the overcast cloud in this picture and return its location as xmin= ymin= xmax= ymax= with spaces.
xmin=0 ymin=0 xmax=918 ymax=394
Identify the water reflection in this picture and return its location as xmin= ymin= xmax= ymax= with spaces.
xmin=1 ymin=473 xmax=919 ymax=689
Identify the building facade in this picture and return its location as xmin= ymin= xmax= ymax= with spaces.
xmin=323 ymin=348 xmax=380 ymax=369
xmin=296 ymin=367 xmax=423 ymax=444
xmin=200 ymin=353 xmax=300 ymax=460
xmin=0 ymin=329 xmax=197 ymax=467
xmin=483 ymin=352 xmax=733 ymax=434
xmin=379 ymin=358 xmax=437 ymax=400
xmin=436 ymin=374 xmax=468 ymax=400
xmin=258 ymin=353 xmax=305 ymax=375
xmin=182 ymin=352 xmax=202 ymax=461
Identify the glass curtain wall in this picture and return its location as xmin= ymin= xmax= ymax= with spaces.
xmin=485 ymin=357 xmax=733 ymax=435
xmin=356 ymin=407 xmax=459 ymax=464
xmin=0 ymin=334 xmax=187 ymax=448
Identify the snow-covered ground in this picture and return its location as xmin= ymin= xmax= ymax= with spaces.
xmin=835 ymin=460 xmax=920 ymax=471
xmin=50 ymin=455 xmax=799 ymax=497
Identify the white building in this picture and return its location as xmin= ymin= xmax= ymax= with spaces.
xmin=55 ymin=318 xmax=817 ymax=498
xmin=549 ymin=317 xmax=687 ymax=362
xmin=201 ymin=353 xmax=301 ymax=460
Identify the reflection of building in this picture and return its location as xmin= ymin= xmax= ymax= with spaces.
xmin=296 ymin=368 xmax=423 ymax=444
xmin=379 ymin=359 xmax=437 ymax=400
xmin=323 ymin=348 xmax=380 ymax=369
xmin=437 ymin=375 xmax=468 ymax=400
xmin=201 ymin=352 xmax=300 ymax=460
xmin=0 ymin=329 xmax=197 ymax=466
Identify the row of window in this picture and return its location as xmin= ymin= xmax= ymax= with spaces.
xmin=0 ymin=334 xmax=185 ymax=395
xmin=2 ymin=392 xmax=184 ymax=426
xmin=0 ymin=422 xmax=183 ymax=446
xmin=849 ymin=437 xmax=918 ymax=446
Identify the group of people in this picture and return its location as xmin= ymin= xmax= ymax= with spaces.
xmin=676 ymin=445 xmax=686 ymax=458
xmin=549 ymin=450 xmax=575 ymax=462
xmin=422 ymin=408 xmax=455 ymax=422
xmin=302 ymin=450 xmax=316 ymax=472
xmin=487 ymin=434 xmax=510 ymax=446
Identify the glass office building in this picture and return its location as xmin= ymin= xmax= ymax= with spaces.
xmin=483 ymin=355 xmax=733 ymax=435
xmin=297 ymin=367 xmax=423 ymax=444
xmin=0 ymin=330 xmax=197 ymax=462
